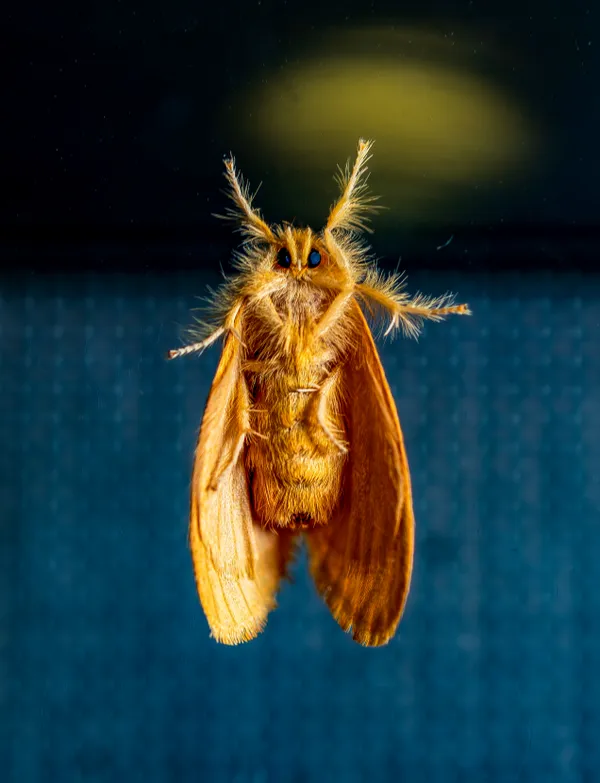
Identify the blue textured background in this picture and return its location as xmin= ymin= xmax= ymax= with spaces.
xmin=1 ymin=268 xmax=598 ymax=781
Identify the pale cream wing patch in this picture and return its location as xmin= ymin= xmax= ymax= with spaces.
xmin=189 ymin=313 xmax=294 ymax=644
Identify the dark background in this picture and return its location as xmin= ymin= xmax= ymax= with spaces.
xmin=2 ymin=2 xmax=600 ymax=782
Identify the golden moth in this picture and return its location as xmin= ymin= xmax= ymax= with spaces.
xmin=169 ymin=139 xmax=470 ymax=646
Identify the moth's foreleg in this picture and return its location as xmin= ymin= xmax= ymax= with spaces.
xmin=356 ymin=279 xmax=471 ymax=339
xmin=167 ymin=300 xmax=245 ymax=359
xmin=312 ymin=285 xmax=355 ymax=341
xmin=167 ymin=326 xmax=226 ymax=360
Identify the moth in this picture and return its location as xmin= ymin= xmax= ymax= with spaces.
xmin=169 ymin=139 xmax=470 ymax=646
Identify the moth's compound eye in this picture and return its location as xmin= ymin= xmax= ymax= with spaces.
xmin=277 ymin=248 xmax=292 ymax=268
xmin=307 ymin=249 xmax=321 ymax=268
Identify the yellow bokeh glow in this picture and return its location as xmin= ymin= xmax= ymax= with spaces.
xmin=228 ymin=27 xmax=539 ymax=225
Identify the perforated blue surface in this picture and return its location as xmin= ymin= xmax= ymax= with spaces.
xmin=1 ymin=270 xmax=598 ymax=781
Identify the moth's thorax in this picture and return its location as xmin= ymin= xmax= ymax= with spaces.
xmin=271 ymin=280 xmax=331 ymax=320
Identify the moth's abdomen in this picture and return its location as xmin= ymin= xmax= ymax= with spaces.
xmin=246 ymin=369 xmax=346 ymax=530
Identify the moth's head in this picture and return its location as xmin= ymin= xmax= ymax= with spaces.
xmin=221 ymin=139 xmax=378 ymax=285
xmin=269 ymin=226 xmax=348 ymax=287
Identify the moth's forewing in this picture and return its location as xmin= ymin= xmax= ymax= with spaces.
xmin=189 ymin=311 xmax=290 ymax=644
xmin=307 ymin=301 xmax=415 ymax=646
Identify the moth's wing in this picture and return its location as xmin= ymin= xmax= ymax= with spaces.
xmin=307 ymin=300 xmax=415 ymax=646
xmin=190 ymin=316 xmax=294 ymax=644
